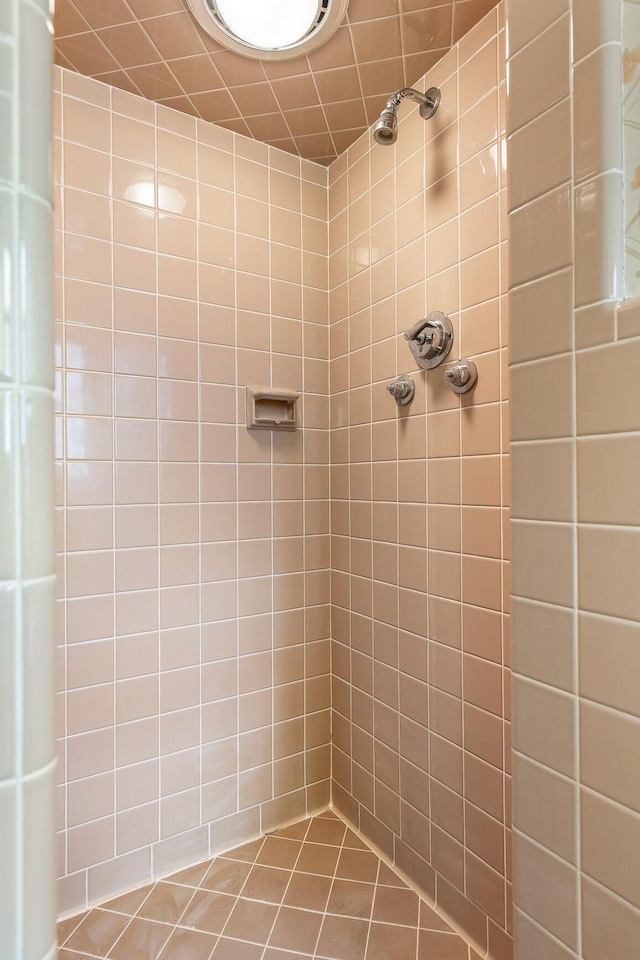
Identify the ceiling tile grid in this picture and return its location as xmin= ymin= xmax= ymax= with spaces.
xmin=55 ymin=0 xmax=498 ymax=163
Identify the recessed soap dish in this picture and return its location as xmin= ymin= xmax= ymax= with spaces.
xmin=246 ymin=385 xmax=300 ymax=431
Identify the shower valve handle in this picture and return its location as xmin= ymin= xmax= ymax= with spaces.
xmin=387 ymin=375 xmax=415 ymax=406
xmin=445 ymin=358 xmax=478 ymax=395
xmin=403 ymin=312 xmax=454 ymax=369
xmin=405 ymin=324 xmax=434 ymax=347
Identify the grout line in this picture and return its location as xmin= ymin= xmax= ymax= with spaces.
xmin=152 ymin=95 xmax=162 ymax=880
xmin=106 ymin=77 xmax=119 ymax=899
xmin=232 ymin=128 xmax=241 ymax=839
xmin=568 ymin=6 xmax=583 ymax=953
xmin=193 ymin=112 xmax=205 ymax=850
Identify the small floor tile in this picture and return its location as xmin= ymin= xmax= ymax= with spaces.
xmin=306 ymin=818 xmax=347 ymax=847
xmin=222 ymin=897 xmax=278 ymax=945
xmin=268 ymin=905 xmax=323 ymax=953
xmin=366 ymin=922 xmax=417 ymax=960
xmin=57 ymin=912 xmax=89 ymax=947
xmin=180 ymin=890 xmax=236 ymax=936
xmin=103 ymin=887 xmax=154 ymax=917
xmin=283 ymin=871 xmax=332 ymax=912
xmin=136 ymin=882 xmax=194 ymax=925
xmin=65 ymin=910 xmax=130 ymax=958
xmin=256 ymin=836 xmax=302 ymax=870
xmin=107 ymin=917 xmax=173 ymax=960
xmin=296 ymin=841 xmax=341 ymax=877
xmin=326 ymin=879 xmax=375 ymax=920
xmin=200 ymin=859 xmax=252 ymax=896
xmin=316 ymin=913 xmax=369 ymax=960
xmin=335 ymin=849 xmax=379 ymax=884
xmin=241 ymin=864 xmax=291 ymax=903
xmin=372 ymin=885 xmax=419 ymax=926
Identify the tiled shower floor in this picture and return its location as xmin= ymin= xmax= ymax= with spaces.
xmin=57 ymin=811 xmax=480 ymax=960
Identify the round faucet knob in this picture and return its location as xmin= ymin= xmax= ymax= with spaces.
xmin=386 ymin=375 xmax=415 ymax=405
xmin=445 ymin=364 xmax=470 ymax=387
xmin=444 ymin=358 xmax=478 ymax=395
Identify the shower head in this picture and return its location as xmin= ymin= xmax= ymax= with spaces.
xmin=372 ymin=86 xmax=441 ymax=146
xmin=373 ymin=107 xmax=398 ymax=145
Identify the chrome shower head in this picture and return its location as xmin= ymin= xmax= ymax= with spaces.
xmin=372 ymin=86 xmax=441 ymax=147
xmin=373 ymin=107 xmax=398 ymax=145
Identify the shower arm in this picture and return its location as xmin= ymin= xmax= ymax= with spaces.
xmin=384 ymin=87 xmax=441 ymax=119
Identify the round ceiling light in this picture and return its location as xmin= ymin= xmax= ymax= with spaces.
xmin=186 ymin=0 xmax=350 ymax=60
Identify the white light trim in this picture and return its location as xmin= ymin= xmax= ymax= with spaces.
xmin=186 ymin=0 xmax=350 ymax=61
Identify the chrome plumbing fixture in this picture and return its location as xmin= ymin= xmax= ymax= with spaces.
xmin=373 ymin=86 xmax=441 ymax=146
xmin=403 ymin=311 xmax=454 ymax=369
xmin=445 ymin=359 xmax=478 ymax=395
xmin=386 ymin=375 xmax=415 ymax=406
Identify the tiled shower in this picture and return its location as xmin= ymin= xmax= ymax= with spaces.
xmin=52 ymin=11 xmax=512 ymax=954
xmin=2 ymin=0 xmax=640 ymax=959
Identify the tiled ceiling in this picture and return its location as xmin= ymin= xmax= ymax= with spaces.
xmin=54 ymin=0 xmax=498 ymax=164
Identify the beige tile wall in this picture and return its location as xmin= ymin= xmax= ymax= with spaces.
xmin=53 ymin=66 xmax=331 ymax=916
xmin=506 ymin=1 xmax=640 ymax=958
xmin=327 ymin=8 xmax=512 ymax=959
xmin=1 ymin=1 xmax=58 ymax=958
